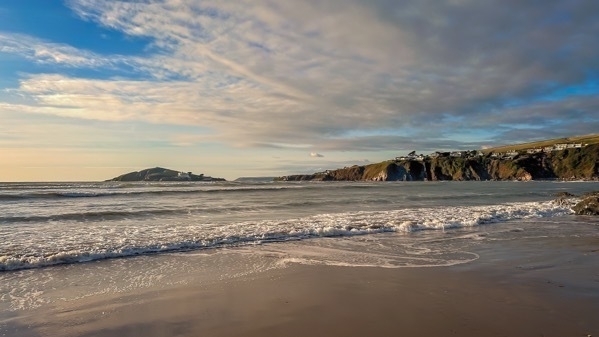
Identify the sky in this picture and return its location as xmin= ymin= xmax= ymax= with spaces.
xmin=1 ymin=0 xmax=599 ymax=181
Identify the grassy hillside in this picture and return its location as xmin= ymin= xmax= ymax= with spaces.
xmin=482 ymin=134 xmax=599 ymax=154
xmin=363 ymin=161 xmax=395 ymax=180
xmin=549 ymin=144 xmax=599 ymax=179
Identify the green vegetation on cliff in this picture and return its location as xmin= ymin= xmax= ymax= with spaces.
xmin=549 ymin=145 xmax=598 ymax=179
xmin=363 ymin=161 xmax=395 ymax=180
xmin=276 ymin=143 xmax=599 ymax=182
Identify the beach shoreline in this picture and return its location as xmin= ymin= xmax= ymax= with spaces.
xmin=4 ymin=222 xmax=598 ymax=337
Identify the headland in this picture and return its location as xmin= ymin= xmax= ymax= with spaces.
xmin=277 ymin=135 xmax=599 ymax=182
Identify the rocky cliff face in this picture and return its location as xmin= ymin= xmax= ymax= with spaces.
xmin=276 ymin=144 xmax=599 ymax=182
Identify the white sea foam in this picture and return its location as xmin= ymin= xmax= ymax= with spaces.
xmin=0 ymin=248 xmax=283 ymax=311
xmin=0 ymin=200 xmax=573 ymax=271
xmin=3 ymin=181 xmax=596 ymax=315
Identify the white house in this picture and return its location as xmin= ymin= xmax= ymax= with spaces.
xmin=527 ymin=148 xmax=542 ymax=154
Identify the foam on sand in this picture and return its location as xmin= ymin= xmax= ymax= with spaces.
xmin=0 ymin=200 xmax=573 ymax=271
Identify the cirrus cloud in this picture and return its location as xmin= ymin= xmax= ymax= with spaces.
xmin=1 ymin=0 xmax=598 ymax=155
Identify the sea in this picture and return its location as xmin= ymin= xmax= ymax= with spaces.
xmin=1 ymin=180 xmax=598 ymax=314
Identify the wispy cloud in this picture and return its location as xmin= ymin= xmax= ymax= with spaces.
xmin=1 ymin=0 xmax=598 ymax=156
xmin=0 ymin=33 xmax=128 ymax=68
xmin=310 ymin=152 xmax=324 ymax=158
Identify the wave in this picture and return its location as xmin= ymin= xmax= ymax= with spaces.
xmin=404 ymin=190 xmax=549 ymax=201
xmin=0 ymin=185 xmax=305 ymax=201
xmin=0 ymin=199 xmax=396 ymax=224
xmin=0 ymin=183 xmax=105 ymax=190
xmin=0 ymin=205 xmax=271 ymax=224
xmin=0 ymin=200 xmax=573 ymax=272
xmin=0 ymin=209 xmax=182 ymax=223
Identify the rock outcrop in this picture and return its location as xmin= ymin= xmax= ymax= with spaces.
xmin=107 ymin=167 xmax=225 ymax=182
xmin=552 ymin=191 xmax=599 ymax=215
xmin=572 ymin=191 xmax=599 ymax=215
xmin=276 ymin=144 xmax=599 ymax=182
xmin=573 ymin=196 xmax=599 ymax=215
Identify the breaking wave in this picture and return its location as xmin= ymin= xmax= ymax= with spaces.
xmin=0 ymin=200 xmax=573 ymax=271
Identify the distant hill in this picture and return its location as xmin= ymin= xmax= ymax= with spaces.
xmin=234 ymin=177 xmax=277 ymax=183
xmin=107 ymin=167 xmax=225 ymax=182
xmin=482 ymin=134 xmax=599 ymax=154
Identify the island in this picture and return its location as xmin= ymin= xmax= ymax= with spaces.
xmin=277 ymin=135 xmax=599 ymax=182
xmin=107 ymin=167 xmax=226 ymax=182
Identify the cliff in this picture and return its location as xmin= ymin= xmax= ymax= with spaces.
xmin=276 ymin=144 xmax=599 ymax=182
xmin=107 ymin=167 xmax=226 ymax=182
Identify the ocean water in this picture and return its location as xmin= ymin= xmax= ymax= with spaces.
xmin=1 ymin=180 xmax=598 ymax=313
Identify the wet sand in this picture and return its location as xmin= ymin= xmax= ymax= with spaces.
xmin=3 ymin=224 xmax=599 ymax=337
xmin=6 ymin=263 xmax=598 ymax=336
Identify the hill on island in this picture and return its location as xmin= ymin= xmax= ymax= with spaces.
xmin=107 ymin=167 xmax=225 ymax=182
xmin=276 ymin=135 xmax=599 ymax=182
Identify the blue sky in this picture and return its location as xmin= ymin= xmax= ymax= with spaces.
xmin=1 ymin=0 xmax=598 ymax=181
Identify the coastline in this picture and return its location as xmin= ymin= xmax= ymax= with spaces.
xmin=4 ymin=218 xmax=598 ymax=337
xmin=275 ymin=143 xmax=599 ymax=182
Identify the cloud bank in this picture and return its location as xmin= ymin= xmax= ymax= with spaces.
xmin=1 ymin=0 xmax=599 ymax=154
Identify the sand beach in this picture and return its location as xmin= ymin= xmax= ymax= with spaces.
xmin=3 ymin=221 xmax=598 ymax=337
